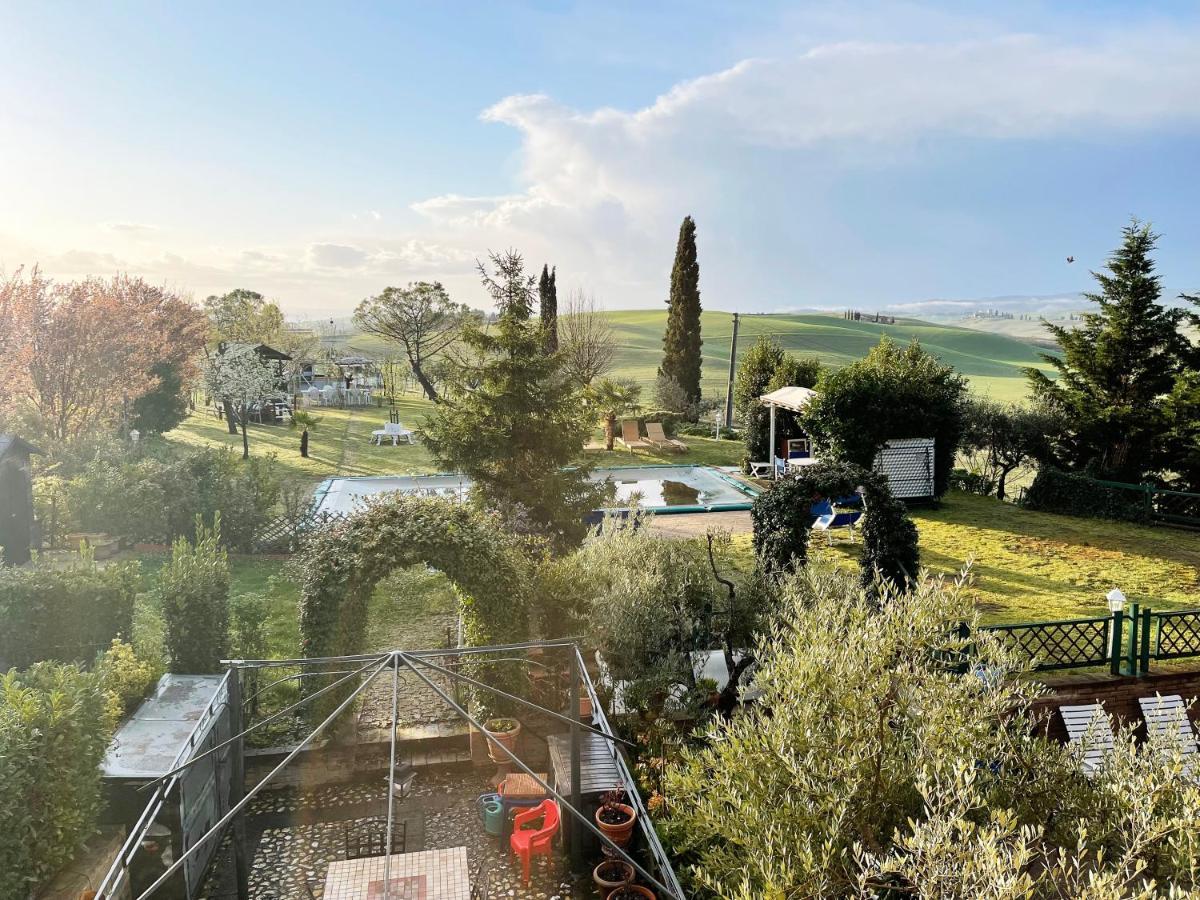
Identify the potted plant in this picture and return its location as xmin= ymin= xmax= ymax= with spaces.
xmin=607 ymin=886 xmax=655 ymax=900
xmin=594 ymin=785 xmax=637 ymax=847
xmin=593 ymin=859 xmax=634 ymax=891
xmin=482 ymin=717 xmax=521 ymax=763
xmin=579 ymin=688 xmax=594 ymax=719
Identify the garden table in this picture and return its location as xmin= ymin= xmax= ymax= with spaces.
xmin=323 ymin=845 xmax=469 ymax=899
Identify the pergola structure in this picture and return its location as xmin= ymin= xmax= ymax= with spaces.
xmin=94 ymin=640 xmax=686 ymax=900
xmin=759 ymin=385 xmax=818 ymax=479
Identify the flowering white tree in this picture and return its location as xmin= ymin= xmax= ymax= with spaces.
xmin=204 ymin=350 xmax=279 ymax=459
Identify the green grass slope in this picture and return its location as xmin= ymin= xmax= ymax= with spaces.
xmin=605 ymin=310 xmax=1055 ymax=403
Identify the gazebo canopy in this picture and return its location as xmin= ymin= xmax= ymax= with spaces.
xmin=759 ymin=385 xmax=818 ymax=413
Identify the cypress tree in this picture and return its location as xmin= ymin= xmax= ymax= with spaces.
xmin=659 ymin=215 xmax=703 ymax=406
xmin=1026 ymin=220 xmax=1197 ymax=481
xmin=539 ymin=264 xmax=558 ymax=353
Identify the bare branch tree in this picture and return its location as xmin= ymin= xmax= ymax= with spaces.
xmin=558 ymin=288 xmax=616 ymax=387
xmin=354 ymin=282 xmax=473 ymax=402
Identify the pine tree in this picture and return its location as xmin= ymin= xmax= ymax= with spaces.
xmin=659 ymin=216 xmax=703 ymax=408
xmin=424 ymin=251 xmax=606 ymax=552
xmin=1026 ymin=220 xmax=1197 ymax=481
xmin=539 ymin=264 xmax=558 ymax=353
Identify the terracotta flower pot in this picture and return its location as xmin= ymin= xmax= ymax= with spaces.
xmin=595 ymin=802 xmax=637 ymax=847
xmin=579 ymin=691 xmax=594 ymax=719
xmin=483 ymin=717 xmax=521 ymax=764
xmin=593 ymin=860 xmax=634 ymax=891
xmin=607 ymin=886 xmax=655 ymax=900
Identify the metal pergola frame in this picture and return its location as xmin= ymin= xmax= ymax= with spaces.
xmin=95 ymin=639 xmax=686 ymax=900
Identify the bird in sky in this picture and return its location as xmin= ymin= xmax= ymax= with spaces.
xmin=1066 ymin=256 xmax=1075 ymax=263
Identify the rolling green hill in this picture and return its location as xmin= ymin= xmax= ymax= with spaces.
xmin=337 ymin=309 xmax=1056 ymax=403
xmin=605 ymin=310 xmax=1055 ymax=403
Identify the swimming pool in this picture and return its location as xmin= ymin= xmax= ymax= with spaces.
xmin=311 ymin=465 xmax=759 ymax=517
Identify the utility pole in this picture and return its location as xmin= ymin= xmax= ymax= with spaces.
xmin=723 ymin=312 xmax=740 ymax=430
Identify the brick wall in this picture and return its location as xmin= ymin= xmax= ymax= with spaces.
xmin=1032 ymin=668 xmax=1200 ymax=741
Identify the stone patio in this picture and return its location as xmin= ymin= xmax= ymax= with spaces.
xmin=200 ymin=767 xmax=594 ymax=900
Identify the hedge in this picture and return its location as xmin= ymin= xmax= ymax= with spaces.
xmin=0 ymin=662 xmax=113 ymax=898
xmin=1022 ymin=467 xmax=1151 ymax=523
xmin=0 ymin=558 xmax=138 ymax=671
xmin=65 ymin=445 xmax=281 ymax=551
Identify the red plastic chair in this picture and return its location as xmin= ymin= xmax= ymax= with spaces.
xmin=509 ymin=799 xmax=560 ymax=885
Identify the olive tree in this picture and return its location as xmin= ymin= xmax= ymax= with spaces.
xmin=661 ymin=564 xmax=1200 ymax=898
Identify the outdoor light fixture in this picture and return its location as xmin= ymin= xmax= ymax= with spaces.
xmin=1106 ymin=588 xmax=1126 ymax=614
xmin=129 ymin=429 xmax=140 ymax=443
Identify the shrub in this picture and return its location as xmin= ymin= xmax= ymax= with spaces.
xmin=1022 ymin=467 xmax=1151 ymax=523
xmin=750 ymin=460 xmax=919 ymax=590
xmin=132 ymin=358 xmax=191 ymax=434
xmin=160 ymin=520 xmax=230 ymax=673
xmin=638 ymin=409 xmax=683 ymax=436
xmin=0 ymin=556 xmax=138 ymax=670
xmin=64 ymin=444 xmax=282 ymax=550
xmin=663 ymin=563 xmax=1200 ymax=897
xmin=566 ymin=517 xmax=765 ymax=716
xmin=653 ymin=373 xmax=701 ymax=421
xmin=803 ymin=337 xmax=966 ymax=498
xmin=734 ymin=336 xmax=821 ymax=470
xmin=0 ymin=662 xmax=113 ymax=897
xmin=95 ymin=638 xmax=158 ymax=725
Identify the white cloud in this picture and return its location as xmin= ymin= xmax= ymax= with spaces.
xmin=307 ymin=243 xmax=370 ymax=269
xmin=402 ymin=27 xmax=1200 ymax=309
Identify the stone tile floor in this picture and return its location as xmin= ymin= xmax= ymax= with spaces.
xmin=200 ymin=768 xmax=595 ymax=900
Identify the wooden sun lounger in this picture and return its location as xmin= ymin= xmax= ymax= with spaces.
xmin=615 ymin=419 xmax=651 ymax=453
xmin=1138 ymin=694 xmax=1199 ymax=760
xmin=645 ymin=421 xmax=687 ymax=452
xmin=1060 ymin=703 xmax=1115 ymax=776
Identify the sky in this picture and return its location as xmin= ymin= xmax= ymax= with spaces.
xmin=2 ymin=1 xmax=1199 ymax=318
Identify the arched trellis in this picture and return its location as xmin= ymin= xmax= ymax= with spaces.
xmin=750 ymin=460 xmax=920 ymax=589
xmin=297 ymin=496 xmax=533 ymax=711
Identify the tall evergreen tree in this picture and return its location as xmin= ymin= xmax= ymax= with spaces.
xmin=538 ymin=264 xmax=558 ymax=353
xmin=1026 ymin=220 xmax=1197 ymax=482
xmin=659 ymin=215 xmax=703 ymax=406
xmin=424 ymin=251 xmax=606 ymax=552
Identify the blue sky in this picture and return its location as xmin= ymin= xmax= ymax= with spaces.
xmin=2 ymin=1 xmax=1199 ymax=316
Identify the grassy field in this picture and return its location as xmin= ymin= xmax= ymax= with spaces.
xmin=602 ymin=309 xmax=1055 ymax=403
xmin=165 ymin=398 xmax=748 ymax=482
xmin=816 ymin=492 xmax=1200 ymax=624
xmin=337 ymin=309 xmax=1056 ymax=404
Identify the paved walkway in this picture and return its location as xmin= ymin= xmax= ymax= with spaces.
xmin=646 ymin=510 xmax=752 ymax=538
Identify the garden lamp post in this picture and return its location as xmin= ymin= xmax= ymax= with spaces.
xmin=1107 ymin=588 xmax=1127 ymax=675
xmin=1106 ymin=588 xmax=1126 ymax=614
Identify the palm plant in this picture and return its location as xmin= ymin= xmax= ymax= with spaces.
xmin=588 ymin=378 xmax=642 ymax=451
xmin=290 ymin=410 xmax=320 ymax=458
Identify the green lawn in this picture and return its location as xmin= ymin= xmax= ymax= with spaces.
xmin=132 ymin=552 xmax=302 ymax=661
xmin=165 ymin=399 xmax=747 ymax=483
xmin=816 ymin=492 xmax=1200 ymax=624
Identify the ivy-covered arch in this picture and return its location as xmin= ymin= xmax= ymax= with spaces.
xmin=297 ymin=496 xmax=532 ymax=662
xmin=750 ymin=460 xmax=920 ymax=589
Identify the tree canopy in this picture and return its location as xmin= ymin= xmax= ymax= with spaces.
xmin=662 ymin=563 xmax=1200 ymax=898
xmin=733 ymin=336 xmax=821 ymax=468
xmin=353 ymin=281 xmax=473 ymax=402
xmin=0 ymin=268 xmax=205 ymax=441
xmin=659 ymin=216 xmax=703 ymax=407
xmin=803 ymin=337 xmax=967 ymax=498
xmin=1026 ymin=220 xmax=1199 ymax=483
xmin=538 ymin=263 xmax=558 ymax=353
xmin=422 ymin=251 xmax=607 ymax=551
xmin=202 ymin=288 xmax=284 ymax=345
